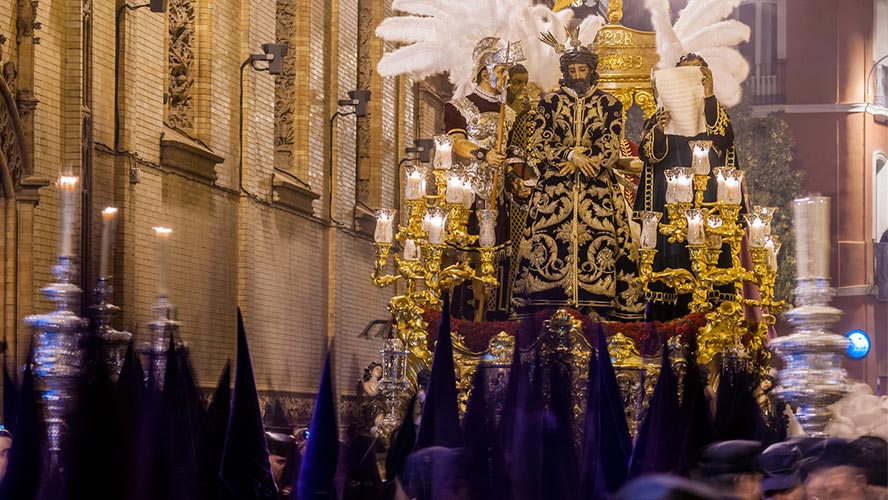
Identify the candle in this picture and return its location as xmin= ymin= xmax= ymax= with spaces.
xmin=434 ymin=135 xmax=453 ymax=170
xmin=153 ymin=227 xmax=172 ymax=297
xmin=374 ymin=209 xmax=395 ymax=243
xmin=446 ymin=174 xmax=463 ymax=204
xmin=403 ymin=239 xmax=419 ymax=260
xmin=404 ymin=167 xmax=425 ymax=200
xmin=664 ymin=168 xmax=677 ymax=204
xmin=641 ymin=211 xmax=662 ymax=249
xmin=686 ymin=209 xmax=705 ymax=244
xmin=765 ymin=236 xmax=780 ymax=271
xmin=424 ymin=208 xmax=446 ymax=244
xmin=675 ymin=168 xmax=694 ymax=204
xmin=690 ymin=140 xmax=712 ymax=175
xmin=714 ymin=167 xmax=731 ymax=202
xmin=725 ymin=169 xmax=744 ymax=205
xmin=724 ymin=177 xmax=741 ymax=205
xmin=460 ymin=179 xmax=475 ymax=209
xmin=478 ymin=209 xmax=498 ymax=247
xmin=99 ymin=207 xmax=118 ymax=279
xmin=754 ymin=206 xmax=777 ymax=235
xmin=58 ymin=175 xmax=79 ymax=257
xmin=794 ymin=196 xmax=830 ymax=279
xmin=745 ymin=214 xmax=766 ymax=247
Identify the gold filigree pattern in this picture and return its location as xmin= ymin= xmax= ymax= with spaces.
xmin=599 ymin=55 xmax=644 ymax=71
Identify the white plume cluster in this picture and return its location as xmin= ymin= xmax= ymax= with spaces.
xmin=644 ymin=0 xmax=751 ymax=106
xmin=825 ymin=383 xmax=888 ymax=440
xmin=375 ymin=0 xmax=605 ymax=97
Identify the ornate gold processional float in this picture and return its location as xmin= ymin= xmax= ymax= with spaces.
xmin=367 ymin=1 xmax=849 ymax=438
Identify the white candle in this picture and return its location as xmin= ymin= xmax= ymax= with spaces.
xmin=403 ymin=239 xmax=419 ymax=261
xmin=764 ymin=236 xmax=780 ymax=271
xmin=478 ymin=209 xmax=498 ymax=247
xmin=675 ymin=169 xmax=694 ymax=204
xmin=434 ymin=135 xmax=453 ymax=170
xmin=755 ymin=206 xmax=777 ymax=235
xmin=725 ymin=178 xmax=741 ymax=205
xmin=58 ymin=175 xmax=79 ymax=257
xmin=745 ymin=215 xmax=766 ymax=247
xmin=794 ymin=196 xmax=830 ymax=279
xmin=461 ymin=179 xmax=475 ymax=209
xmin=714 ymin=167 xmax=730 ymax=202
xmin=641 ymin=211 xmax=662 ymax=249
xmin=374 ymin=209 xmax=395 ymax=243
xmin=690 ymin=140 xmax=712 ymax=175
xmin=99 ymin=207 xmax=118 ymax=279
xmin=686 ymin=209 xmax=705 ymax=245
xmin=405 ymin=168 xmax=425 ymax=200
xmin=446 ymin=174 xmax=463 ymax=204
xmin=424 ymin=209 xmax=446 ymax=244
xmin=664 ymin=169 xmax=677 ymax=204
xmin=154 ymin=227 xmax=172 ymax=297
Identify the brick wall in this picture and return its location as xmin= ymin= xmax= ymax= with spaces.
xmin=6 ymin=0 xmax=428 ymax=399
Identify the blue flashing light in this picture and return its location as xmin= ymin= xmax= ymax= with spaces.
xmin=846 ymin=329 xmax=871 ymax=359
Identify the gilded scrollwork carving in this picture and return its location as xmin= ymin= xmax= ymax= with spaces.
xmin=168 ymin=0 xmax=195 ymax=131
xmin=599 ymin=55 xmax=643 ymax=72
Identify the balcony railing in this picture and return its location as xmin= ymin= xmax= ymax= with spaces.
xmin=748 ymin=61 xmax=786 ymax=105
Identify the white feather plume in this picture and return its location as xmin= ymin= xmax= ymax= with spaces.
xmin=376 ymin=0 xmax=599 ymax=98
xmin=577 ymin=15 xmax=605 ymax=47
xmin=645 ymin=0 xmax=683 ymax=68
xmin=644 ymin=0 xmax=751 ymax=106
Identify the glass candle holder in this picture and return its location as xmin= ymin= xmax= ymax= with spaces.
xmin=745 ymin=213 xmax=767 ymax=247
xmin=374 ymin=209 xmax=396 ymax=243
xmin=713 ymin=167 xmax=734 ymax=202
xmin=725 ymin=169 xmax=744 ymax=205
xmin=433 ymin=134 xmax=454 ymax=170
xmin=641 ymin=211 xmax=663 ymax=249
xmin=686 ymin=209 xmax=705 ymax=244
xmin=674 ymin=167 xmax=694 ymax=204
xmin=690 ymin=140 xmax=713 ymax=175
xmin=404 ymin=164 xmax=426 ymax=200
xmin=477 ymin=209 xmax=498 ymax=247
xmin=754 ymin=206 xmax=777 ymax=235
xmin=424 ymin=207 xmax=447 ymax=244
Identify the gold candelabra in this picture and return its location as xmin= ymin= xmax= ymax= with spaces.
xmin=636 ymin=141 xmax=784 ymax=372
xmin=371 ymin=135 xmax=500 ymax=372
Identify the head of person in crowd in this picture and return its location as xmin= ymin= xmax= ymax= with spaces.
xmin=400 ymin=446 xmax=475 ymax=500
xmin=803 ymin=438 xmax=869 ymax=500
xmin=507 ymin=64 xmax=529 ymax=114
xmin=852 ymin=435 xmax=887 ymax=496
xmin=0 ymin=428 xmax=11 ymax=484
xmin=266 ymin=428 xmax=297 ymax=491
xmin=615 ymin=474 xmax=720 ymax=500
xmin=697 ymin=440 xmax=763 ymax=500
xmin=759 ymin=441 xmax=807 ymax=500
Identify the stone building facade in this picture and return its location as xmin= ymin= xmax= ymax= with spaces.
xmin=0 ymin=0 xmax=446 ymax=423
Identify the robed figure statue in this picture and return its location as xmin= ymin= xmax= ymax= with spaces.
xmin=512 ymin=32 xmax=644 ymax=322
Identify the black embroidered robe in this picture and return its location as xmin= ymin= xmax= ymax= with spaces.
xmin=511 ymin=87 xmax=644 ymax=321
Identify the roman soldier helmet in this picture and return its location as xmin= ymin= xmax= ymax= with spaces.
xmin=472 ymin=37 xmax=526 ymax=84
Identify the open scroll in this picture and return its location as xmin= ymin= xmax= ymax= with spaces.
xmin=654 ymin=66 xmax=706 ymax=137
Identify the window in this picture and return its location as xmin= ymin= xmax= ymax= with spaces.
xmin=740 ymin=0 xmax=786 ymax=104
